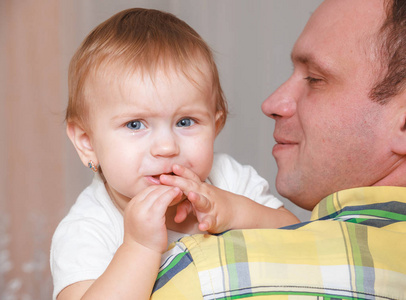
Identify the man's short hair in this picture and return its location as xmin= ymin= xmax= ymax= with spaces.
xmin=370 ymin=0 xmax=406 ymax=104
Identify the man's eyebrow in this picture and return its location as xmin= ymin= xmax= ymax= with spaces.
xmin=291 ymin=52 xmax=336 ymax=77
xmin=292 ymin=53 xmax=310 ymax=65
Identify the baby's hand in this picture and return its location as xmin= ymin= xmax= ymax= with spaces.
xmin=123 ymin=185 xmax=182 ymax=254
xmin=160 ymin=165 xmax=238 ymax=233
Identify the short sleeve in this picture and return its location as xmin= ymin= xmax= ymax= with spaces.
xmin=50 ymin=216 xmax=119 ymax=299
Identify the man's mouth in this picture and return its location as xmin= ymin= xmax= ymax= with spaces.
xmin=274 ymin=136 xmax=295 ymax=145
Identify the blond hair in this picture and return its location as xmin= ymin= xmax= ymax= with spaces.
xmin=66 ymin=8 xmax=227 ymax=131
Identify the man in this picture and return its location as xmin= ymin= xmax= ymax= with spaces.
xmin=151 ymin=0 xmax=406 ymax=299
xmin=262 ymin=0 xmax=406 ymax=211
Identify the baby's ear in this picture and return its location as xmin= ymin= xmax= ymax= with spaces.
xmin=215 ymin=111 xmax=224 ymax=136
xmin=66 ymin=122 xmax=98 ymax=167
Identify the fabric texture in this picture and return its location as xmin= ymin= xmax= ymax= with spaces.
xmin=151 ymin=186 xmax=406 ymax=300
xmin=50 ymin=153 xmax=282 ymax=299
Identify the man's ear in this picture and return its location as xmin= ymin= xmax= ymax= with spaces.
xmin=391 ymin=111 xmax=406 ymax=155
xmin=66 ymin=122 xmax=98 ymax=167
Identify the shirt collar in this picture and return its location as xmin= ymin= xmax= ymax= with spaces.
xmin=311 ymin=186 xmax=406 ymax=222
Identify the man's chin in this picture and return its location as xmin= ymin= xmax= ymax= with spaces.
xmin=275 ymin=177 xmax=317 ymax=211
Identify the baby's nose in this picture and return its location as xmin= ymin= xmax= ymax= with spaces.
xmin=150 ymin=131 xmax=180 ymax=158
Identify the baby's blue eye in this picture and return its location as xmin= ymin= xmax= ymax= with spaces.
xmin=177 ymin=118 xmax=195 ymax=127
xmin=126 ymin=121 xmax=145 ymax=130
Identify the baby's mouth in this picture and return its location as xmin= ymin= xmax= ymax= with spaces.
xmin=151 ymin=172 xmax=175 ymax=180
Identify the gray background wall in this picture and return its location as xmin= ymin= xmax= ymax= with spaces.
xmin=1 ymin=1 xmax=322 ymax=298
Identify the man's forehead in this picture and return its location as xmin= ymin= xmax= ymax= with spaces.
xmin=291 ymin=0 xmax=386 ymax=71
xmin=311 ymin=0 xmax=385 ymax=32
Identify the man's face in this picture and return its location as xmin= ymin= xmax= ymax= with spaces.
xmin=262 ymin=0 xmax=400 ymax=210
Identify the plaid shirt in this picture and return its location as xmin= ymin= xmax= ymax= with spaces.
xmin=151 ymin=186 xmax=406 ymax=300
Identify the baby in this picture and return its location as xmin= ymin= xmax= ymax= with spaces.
xmin=51 ymin=8 xmax=299 ymax=300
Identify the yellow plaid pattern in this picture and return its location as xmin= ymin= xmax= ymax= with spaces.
xmin=152 ymin=186 xmax=406 ymax=300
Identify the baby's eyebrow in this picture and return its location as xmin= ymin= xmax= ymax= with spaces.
xmin=110 ymin=104 xmax=158 ymax=119
xmin=110 ymin=111 xmax=149 ymax=122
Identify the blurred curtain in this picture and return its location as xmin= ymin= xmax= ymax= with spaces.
xmin=1 ymin=0 xmax=67 ymax=298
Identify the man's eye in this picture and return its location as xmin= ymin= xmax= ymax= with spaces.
xmin=304 ymin=76 xmax=322 ymax=84
xmin=176 ymin=118 xmax=195 ymax=127
xmin=126 ymin=120 xmax=145 ymax=130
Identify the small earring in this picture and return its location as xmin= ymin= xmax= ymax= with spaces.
xmin=88 ymin=160 xmax=99 ymax=172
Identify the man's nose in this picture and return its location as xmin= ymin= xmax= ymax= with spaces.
xmin=262 ymin=77 xmax=298 ymax=120
xmin=150 ymin=130 xmax=180 ymax=158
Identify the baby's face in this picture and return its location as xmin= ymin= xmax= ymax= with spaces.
xmin=86 ymin=67 xmax=219 ymax=209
